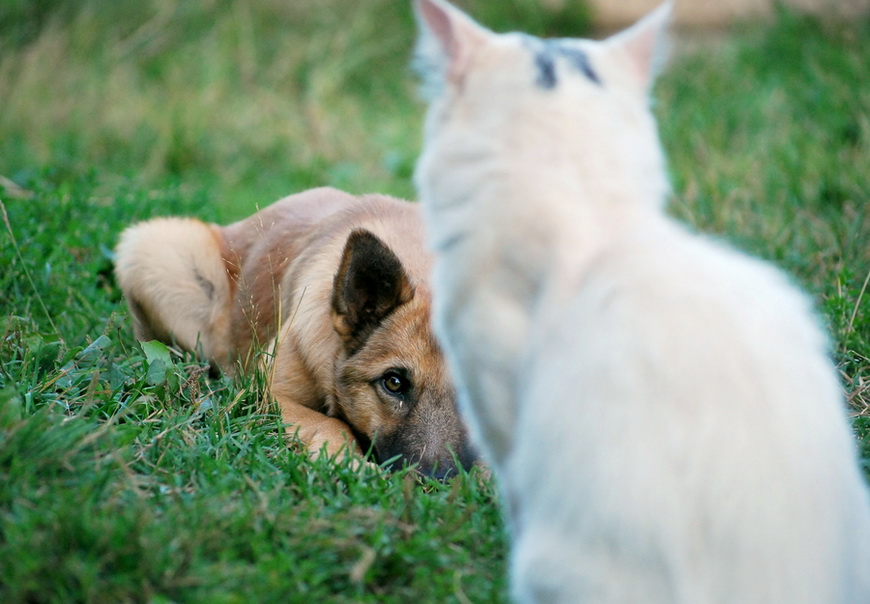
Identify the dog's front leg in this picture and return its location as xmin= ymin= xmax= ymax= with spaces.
xmin=265 ymin=333 xmax=364 ymax=462
xmin=279 ymin=401 xmax=363 ymax=461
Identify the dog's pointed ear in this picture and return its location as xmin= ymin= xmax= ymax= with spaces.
xmin=332 ymin=230 xmax=415 ymax=353
xmin=604 ymin=1 xmax=672 ymax=92
xmin=414 ymin=0 xmax=490 ymax=95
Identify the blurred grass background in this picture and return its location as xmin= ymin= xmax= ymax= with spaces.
xmin=0 ymin=0 xmax=592 ymax=216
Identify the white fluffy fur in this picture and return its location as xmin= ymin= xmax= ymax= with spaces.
xmin=413 ymin=1 xmax=870 ymax=602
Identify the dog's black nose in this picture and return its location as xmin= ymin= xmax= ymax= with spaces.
xmin=372 ymin=429 xmax=480 ymax=481
xmin=418 ymin=461 xmax=458 ymax=482
xmin=377 ymin=453 xmax=459 ymax=481
xmin=414 ymin=445 xmax=480 ymax=482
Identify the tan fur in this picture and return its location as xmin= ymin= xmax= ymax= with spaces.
xmin=115 ymin=217 xmax=234 ymax=367
xmin=115 ymin=187 xmax=476 ymax=476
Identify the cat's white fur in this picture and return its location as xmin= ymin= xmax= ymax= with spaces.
xmin=413 ymin=0 xmax=870 ymax=602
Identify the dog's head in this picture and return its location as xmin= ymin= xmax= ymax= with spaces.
xmin=331 ymin=229 xmax=478 ymax=479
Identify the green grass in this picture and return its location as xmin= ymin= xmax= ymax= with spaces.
xmin=0 ymin=0 xmax=592 ymax=215
xmin=1 ymin=177 xmax=507 ymax=603
xmin=1 ymin=1 xmax=869 ymax=601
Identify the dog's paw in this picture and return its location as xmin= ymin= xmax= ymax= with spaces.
xmin=292 ymin=415 xmax=363 ymax=460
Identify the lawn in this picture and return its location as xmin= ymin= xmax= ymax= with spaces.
xmin=1 ymin=1 xmax=869 ymax=602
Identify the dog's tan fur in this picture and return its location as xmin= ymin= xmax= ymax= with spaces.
xmin=115 ymin=187 xmax=476 ymax=477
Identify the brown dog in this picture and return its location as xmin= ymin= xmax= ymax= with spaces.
xmin=114 ymin=187 xmax=477 ymax=478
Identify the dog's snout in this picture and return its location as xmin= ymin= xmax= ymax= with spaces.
xmin=373 ymin=430 xmax=479 ymax=480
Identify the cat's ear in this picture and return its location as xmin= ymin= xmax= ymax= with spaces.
xmin=414 ymin=0 xmax=491 ymax=95
xmin=604 ymin=1 xmax=672 ymax=91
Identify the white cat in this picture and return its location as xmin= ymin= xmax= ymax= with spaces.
xmin=413 ymin=0 xmax=870 ymax=602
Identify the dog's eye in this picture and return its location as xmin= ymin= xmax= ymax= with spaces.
xmin=380 ymin=370 xmax=410 ymax=397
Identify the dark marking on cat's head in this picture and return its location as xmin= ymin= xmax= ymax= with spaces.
xmin=534 ymin=51 xmax=558 ymax=89
xmin=555 ymin=44 xmax=601 ymax=85
xmin=525 ymin=36 xmax=601 ymax=90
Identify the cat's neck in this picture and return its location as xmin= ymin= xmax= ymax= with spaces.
xmin=422 ymin=146 xmax=668 ymax=243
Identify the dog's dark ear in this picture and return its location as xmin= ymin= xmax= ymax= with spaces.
xmin=332 ymin=230 xmax=415 ymax=353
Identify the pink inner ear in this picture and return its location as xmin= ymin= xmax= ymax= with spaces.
xmin=417 ymin=0 xmax=489 ymax=85
xmin=624 ymin=30 xmax=657 ymax=84
xmin=610 ymin=2 xmax=671 ymax=89
xmin=418 ymin=0 xmax=458 ymax=59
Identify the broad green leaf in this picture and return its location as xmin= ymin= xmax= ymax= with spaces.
xmin=141 ymin=340 xmax=172 ymax=367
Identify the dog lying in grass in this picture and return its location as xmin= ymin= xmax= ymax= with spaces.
xmin=413 ymin=0 xmax=870 ymax=600
xmin=115 ymin=187 xmax=477 ymax=479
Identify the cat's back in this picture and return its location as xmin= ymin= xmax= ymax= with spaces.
xmin=534 ymin=215 xmax=864 ymax=512
xmin=519 ymin=219 xmax=870 ymax=604
xmin=562 ymin=218 xmax=826 ymax=361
